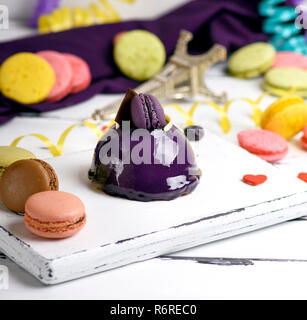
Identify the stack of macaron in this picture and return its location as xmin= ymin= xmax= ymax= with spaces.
xmin=0 ymin=51 xmax=91 ymax=104
xmin=0 ymin=146 xmax=86 ymax=239
xmin=229 ymin=42 xmax=307 ymax=159
xmin=228 ymin=42 xmax=307 ymax=97
xmin=265 ymin=51 xmax=307 ymax=97
xmin=237 ymin=95 xmax=307 ymax=162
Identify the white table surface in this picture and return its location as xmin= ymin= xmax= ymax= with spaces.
xmin=2 ymin=4 xmax=307 ymax=299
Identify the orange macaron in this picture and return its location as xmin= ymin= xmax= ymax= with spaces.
xmin=24 ymin=191 xmax=86 ymax=239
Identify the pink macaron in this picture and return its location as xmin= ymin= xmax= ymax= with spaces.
xmin=62 ymin=53 xmax=91 ymax=93
xmin=37 ymin=50 xmax=73 ymax=102
xmin=237 ymin=129 xmax=288 ymax=162
xmin=301 ymin=125 xmax=307 ymax=150
xmin=24 ymin=191 xmax=86 ymax=239
xmin=272 ymin=51 xmax=307 ymax=70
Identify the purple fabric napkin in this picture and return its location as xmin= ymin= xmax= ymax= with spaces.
xmin=0 ymin=0 xmax=267 ymax=125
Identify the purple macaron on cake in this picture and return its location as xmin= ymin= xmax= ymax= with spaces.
xmin=89 ymin=89 xmax=201 ymax=201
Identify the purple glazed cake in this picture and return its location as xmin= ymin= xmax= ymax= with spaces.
xmin=88 ymin=89 xmax=201 ymax=201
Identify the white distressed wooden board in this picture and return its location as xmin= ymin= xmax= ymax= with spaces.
xmin=1 ymin=131 xmax=307 ymax=284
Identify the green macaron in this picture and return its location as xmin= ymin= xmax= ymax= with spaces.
xmin=263 ymin=67 xmax=307 ymax=97
xmin=228 ymin=42 xmax=275 ymax=79
xmin=113 ymin=30 xmax=166 ymax=81
xmin=0 ymin=146 xmax=36 ymax=177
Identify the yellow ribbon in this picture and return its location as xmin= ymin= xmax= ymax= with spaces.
xmin=10 ymin=121 xmax=107 ymax=157
xmin=98 ymin=0 xmax=121 ymax=22
xmin=163 ymin=103 xmax=194 ymax=126
xmin=163 ymin=92 xmax=267 ymax=133
xmin=73 ymin=7 xmax=94 ymax=28
xmin=191 ymin=101 xmax=231 ymax=133
xmin=38 ymin=0 xmax=135 ymax=33
xmin=239 ymin=93 xmax=267 ymax=127
xmin=7 ymin=92 xmax=294 ymax=157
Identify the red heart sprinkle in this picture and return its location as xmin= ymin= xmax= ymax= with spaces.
xmin=298 ymin=172 xmax=307 ymax=183
xmin=243 ymin=174 xmax=267 ymax=186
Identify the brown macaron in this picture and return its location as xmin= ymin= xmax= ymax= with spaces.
xmin=0 ymin=159 xmax=58 ymax=213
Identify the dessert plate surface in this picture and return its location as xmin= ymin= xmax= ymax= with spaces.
xmin=1 ymin=131 xmax=307 ymax=284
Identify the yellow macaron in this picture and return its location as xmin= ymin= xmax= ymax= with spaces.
xmin=0 ymin=52 xmax=55 ymax=104
xmin=261 ymin=96 xmax=307 ymax=139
